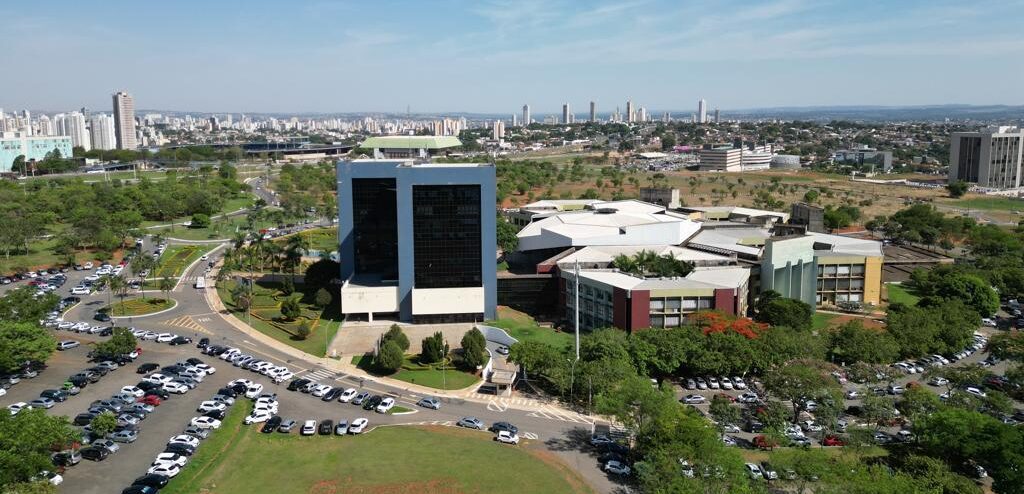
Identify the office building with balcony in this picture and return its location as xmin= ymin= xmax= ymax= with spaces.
xmin=337 ymin=160 xmax=497 ymax=323
xmin=948 ymin=126 xmax=1024 ymax=190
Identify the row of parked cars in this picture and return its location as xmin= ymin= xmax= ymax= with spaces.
xmin=455 ymin=417 xmax=522 ymax=445
xmin=0 ymin=266 xmax=72 ymax=285
xmin=892 ymin=333 xmax=988 ymax=375
xmin=285 ymin=377 xmax=398 ymax=413
xmin=130 ymin=328 xmax=194 ymax=346
xmin=201 ymin=345 xmax=295 ymax=383
xmin=683 ymin=376 xmax=748 ymax=391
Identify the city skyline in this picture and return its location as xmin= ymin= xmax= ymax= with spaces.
xmin=2 ymin=0 xmax=1023 ymax=114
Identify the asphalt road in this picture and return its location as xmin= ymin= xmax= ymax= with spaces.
xmin=3 ymin=240 xmax=623 ymax=494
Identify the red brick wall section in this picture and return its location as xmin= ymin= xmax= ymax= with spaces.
xmin=613 ymin=287 xmax=628 ymax=330
xmin=630 ymin=290 xmax=650 ymax=331
xmin=714 ymin=288 xmax=736 ymax=315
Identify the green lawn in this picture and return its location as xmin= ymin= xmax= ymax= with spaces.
xmin=941 ymin=196 xmax=1024 ymax=211
xmin=152 ymin=245 xmax=212 ymax=278
xmin=811 ymin=312 xmax=838 ymax=330
xmin=388 ymin=406 xmax=413 ymax=414
xmin=485 ymin=306 xmax=575 ymax=349
xmin=162 ymin=409 xmax=593 ymax=494
xmin=272 ymin=227 xmax=337 ymax=252
xmin=886 ymin=283 xmax=921 ymax=306
xmin=352 ymin=355 xmax=480 ymax=390
xmin=104 ymin=297 xmax=175 ymax=316
xmin=217 ymin=280 xmax=342 ymax=357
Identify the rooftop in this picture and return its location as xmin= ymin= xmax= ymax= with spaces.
xmin=556 ymin=245 xmax=733 ymax=267
xmin=517 ymin=202 xmax=701 ymax=251
xmin=808 ymin=232 xmax=884 ymax=257
xmin=361 ymin=135 xmax=462 ymax=150
xmin=571 ymin=265 xmax=749 ymax=291
xmin=687 ymin=227 xmax=772 ymax=257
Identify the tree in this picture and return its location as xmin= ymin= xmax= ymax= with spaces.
xmin=496 ymin=215 xmax=519 ymax=253
xmin=0 ymin=409 xmax=79 ymax=488
xmin=382 ymin=324 xmax=410 ymax=352
xmin=190 ymin=213 xmax=211 ymax=229
xmin=420 ymin=331 xmax=446 ymax=364
xmin=280 ymin=297 xmax=301 ymax=321
xmin=108 ymin=275 xmax=127 ymax=307
xmin=898 ymin=385 xmax=941 ymax=422
xmin=886 ymin=301 xmax=977 ymax=357
xmin=90 ymin=411 xmax=118 ymax=438
xmin=508 ymin=340 xmax=563 ymax=380
xmin=762 ymin=360 xmax=839 ymax=423
xmin=754 ymin=291 xmax=813 ymax=331
xmin=304 ymin=258 xmax=339 ymax=288
xmin=0 ymin=322 xmax=55 ymax=374
xmin=295 ymin=321 xmax=311 ymax=340
xmin=709 ymin=394 xmax=742 ymax=430
xmin=802 ymin=189 xmax=820 ymax=203
xmin=946 ymin=181 xmax=969 ymax=198
xmin=375 ymin=340 xmax=404 ymax=373
xmin=281 ymin=276 xmax=295 ymax=296
xmin=93 ymin=327 xmax=137 ymax=358
xmin=314 ymin=287 xmax=332 ymax=309
xmin=460 ymin=328 xmax=488 ymax=369
xmin=827 ymin=320 xmax=900 ymax=364
xmin=158 ymin=277 xmax=174 ymax=301
xmin=0 ymin=288 xmax=59 ymax=324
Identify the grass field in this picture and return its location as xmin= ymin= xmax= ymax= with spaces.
xmin=104 ymin=297 xmax=175 ymax=316
xmin=811 ymin=312 xmax=838 ymax=331
xmin=153 ymin=245 xmax=212 ymax=278
xmin=218 ymin=280 xmax=342 ymax=357
xmin=272 ymin=227 xmax=337 ymax=253
xmin=162 ymin=408 xmax=593 ymax=494
xmin=352 ymin=355 xmax=480 ymax=390
xmin=485 ymin=306 xmax=575 ymax=349
xmin=885 ymin=283 xmax=921 ymax=306
xmin=941 ymin=195 xmax=1024 ymax=212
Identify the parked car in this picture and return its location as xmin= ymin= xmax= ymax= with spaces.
xmin=416 ymin=396 xmax=441 ymax=409
xmin=604 ymin=460 xmax=631 ymax=476
xmin=457 ymin=417 xmax=485 ymax=430
xmin=318 ymin=419 xmax=334 ymax=435
xmin=301 ymin=420 xmax=317 ymax=436
xmin=495 ymin=430 xmax=520 ymax=445
xmin=334 ymin=420 xmax=349 ymax=435
xmin=375 ymin=397 xmax=395 ymax=414
xmin=278 ymin=419 xmax=297 ymax=433
xmin=80 ymin=447 xmax=110 ymax=461
xmin=349 ymin=418 xmax=369 ymax=434
xmin=57 ymin=341 xmax=80 ymax=351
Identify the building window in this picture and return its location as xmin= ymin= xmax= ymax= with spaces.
xmin=682 ymin=298 xmax=697 ymax=311
xmin=412 ymin=185 xmax=482 ymax=288
xmin=649 ymin=315 xmax=664 ymax=328
xmin=852 ymin=264 xmax=865 ymax=276
xmin=650 ymin=299 xmax=665 ymax=311
xmin=837 ymin=265 xmax=850 ymax=276
xmin=698 ymin=297 xmax=713 ymax=309
xmin=665 ymin=315 xmax=681 ymax=327
xmin=666 ymin=298 xmax=681 ymax=312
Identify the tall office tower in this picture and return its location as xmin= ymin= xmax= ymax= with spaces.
xmin=626 ymin=99 xmax=634 ymax=123
xmin=638 ymin=107 xmax=648 ymax=122
xmin=949 ymin=126 xmax=1024 ymax=190
xmin=37 ymin=115 xmax=54 ymax=136
xmin=492 ymin=120 xmax=505 ymax=140
xmin=21 ymin=110 xmax=32 ymax=136
xmin=90 ymin=114 xmax=117 ymax=150
xmin=589 ymin=101 xmax=596 ymax=122
xmin=66 ymin=112 xmax=91 ymax=151
xmin=337 ymin=160 xmax=497 ymax=323
xmin=522 ymin=104 xmax=530 ymax=126
xmin=512 ymin=113 xmax=518 ymax=127
xmin=112 ymin=91 xmax=137 ymax=150
xmin=562 ymin=103 xmax=571 ymax=124
xmin=698 ymin=99 xmax=707 ymax=124
xmin=714 ymin=108 xmax=720 ymax=123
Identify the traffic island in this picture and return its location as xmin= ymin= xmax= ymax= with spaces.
xmin=103 ymin=297 xmax=177 ymax=317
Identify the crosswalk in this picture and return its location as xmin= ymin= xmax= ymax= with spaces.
xmin=161 ymin=315 xmax=212 ymax=335
xmin=302 ymin=368 xmax=337 ymax=382
xmin=526 ymin=405 xmax=596 ymax=425
xmin=483 ymin=396 xmax=541 ymax=411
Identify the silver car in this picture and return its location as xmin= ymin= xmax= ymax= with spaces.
xmin=456 ymin=417 xmax=485 ymax=430
xmin=109 ymin=429 xmax=138 ymax=443
xmin=417 ymin=397 xmax=442 ymax=410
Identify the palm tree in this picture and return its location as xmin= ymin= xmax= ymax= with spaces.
xmin=109 ymin=276 xmax=128 ymax=308
xmin=158 ymin=277 xmax=174 ymax=301
xmin=285 ymin=233 xmax=310 ymax=280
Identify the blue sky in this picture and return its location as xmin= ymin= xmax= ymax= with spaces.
xmin=2 ymin=0 xmax=1023 ymax=114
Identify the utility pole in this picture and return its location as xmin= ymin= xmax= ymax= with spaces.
xmin=574 ymin=259 xmax=580 ymax=361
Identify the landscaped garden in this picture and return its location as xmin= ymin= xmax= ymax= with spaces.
xmin=485 ymin=306 xmax=574 ymax=349
xmin=103 ymin=297 xmax=176 ymax=316
xmin=352 ymin=354 xmax=480 ymax=390
xmin=153 ymin=245 xmax=214 ymax=278
xmin=161 ymin=402 xmax=593 ymax=494
xmin=352 ymin=325 xmax=485 ymax=391
xmin=272 ymin=227 xmax=337 ymax=253
xmin=217 ymin=279 xmax=342 ymax=357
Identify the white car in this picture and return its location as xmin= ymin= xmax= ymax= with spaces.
xmin=143 ymin=374 xmax=173 ymax=385
xmin=163 ymin=382 xmax=189 ymax=394
xmin=745 ymin=463 xmax=763 ymax=480
xmin=147 ymin=464 xmax=181 ymax=478
xmin=194 ymin=364 xmax=216 ymax=375
xmin=57 ymin=340 xmax=80 ymax=351
xmin=495 ymin=430 xmax=520 ymax=445
xmin=156 ymin=333 xmax=176 ymax=343
xmin=845 ymin=390 xmax=860 ymax=399
xmin=301 ymin=420 xmax=317 ymax=435
xmin=800 ymin=420 xmax=823 ymax=433
xmin=71 ymin=286 xmax=90 ymax=295
xmin=245 ymin=410 xmax=274 ymax=425
xmin=929 ymin=377 xmax=949 ymax=386
xmin=731 ymin=377 xmax=747 ymax=390
xmin=349 ymin=418 xmax=369 ymax=434
xmin=120 ymin=386 xmax=144 ymax=398
xmin=682 ymin=394 xmax=705 ymax=404
xmin=338 ymin=388 xmax=358 ymax=403
xmin=965 ymin=386 xmax=987 ymax=398
xmin=719 ymin=377 xmax=733 ymax=390
xmin=168 ymin=435 xmax=200 ymax=448
xmin=197 ymin=401 xmax=227 ymax=413
xmin=153 ymin=452 xmax=188 ymax=468
xmin=738 ymin=392 xmax=759 ymax=404
xmin=190 ymin=416 xmax=222 ymax=429
xmin=244 ymin=383 xmax=264 ymax=399
xmin=131 ymin=328 xmax=147 ymax=337
xmin=375 ymin=397 xmax=395 ymax=414
xmin=141 ymin=332 xmax=159 ymax=340
xmin=7 ymin=402 xmax=30 ymax=415
xmin=604 ymin=460 xmax=631 ymax=476
xmin=311 ymin=384 xmax=333 ymax=397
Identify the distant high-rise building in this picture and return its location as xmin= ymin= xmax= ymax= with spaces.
xmin=562 ymin=103 xmax=571 ymax=124
xmin=638 ymin=107 xmax=648 ymax=122
xmin=66 ymin=112 xmax=91 ymax=151
xmin=90 ymin=114 xmax=117 ymax=150
xmin=511 ymin=113 xmax=518 ymax=127
xmin=522 ymin=104 xmax=530 ymax=127
xmin=492 ymin=120 xmax=505 ymax=140
xmin=37 ymin=115 xmax=54 ymax=136
xmin=949 ymin=126 xmax=1024 ymax=189
xmin=589 ymin=101 xmax=596 ymax=122
xmin=21 ymin=110 xmax=32 ymax=136
xmin=626 ymin=99 xmax=634 ymax=123
xmin=714 ymin=108 xmax=720 ymax=123
xmin=698 ymin=99 xmax=707 ymax=124
xmin=112 ymin=91 xmax=137 ymax=150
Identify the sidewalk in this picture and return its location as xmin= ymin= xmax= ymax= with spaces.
xmin=200 ymin=273 xmax=581 ymax=414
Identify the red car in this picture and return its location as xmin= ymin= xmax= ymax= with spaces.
xmin=754 ymin=435 xmax=778 ymax=450
xmin=823 ymin=435 xmax=846 ymax=447
xmin=138 ymin=395 xmax=161 ymax=406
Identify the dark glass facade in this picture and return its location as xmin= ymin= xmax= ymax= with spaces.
xmin=956 ymin=136 xmax=981 ymax=183
xmin=352 ymin=178 xmax=398 ymax=278
xmin=412 ymin=184 xmax=482 ymax=288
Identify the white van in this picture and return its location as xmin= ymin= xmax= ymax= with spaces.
xmin=194 ymin=277 xmax=206 ymax=289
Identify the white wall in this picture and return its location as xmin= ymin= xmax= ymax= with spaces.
xmin=411 ymin=287 xmax=485 ymax=315
xmin=340 ymin=285 xmax=400 ymax=314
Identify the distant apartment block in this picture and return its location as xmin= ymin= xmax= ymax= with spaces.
xmin=699 ymin=147 xmax=742 ymax=171
xmin=790 ymin=202 xmax=825 ymax=233
xmin=948 ymin=126 xmax=1024 ymax=190
xmin=112 ymin=91 xmax=137 ymax=150
xmin=0 ymin=132 xmax=73 ymax=173
xmin=833 ymin=146 xmax=893 ymax=172
xmin=337 ymin=160 xmax=496 ymax=323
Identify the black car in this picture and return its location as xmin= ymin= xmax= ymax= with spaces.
xmin=164 ymin=443 xmax=196 ymax=456
xmin=169 ymin=336 xmax=192 ymax=346
xmin=363 ymin=395 xmax=383 ymax=411
xmin=163 ymin=365 xmax=187 ymax=374
xmin=287 ymin=378 xmax=311 ymax=392
xmin=204 ymin=409 xmax=227 ymax=420
xmin=262 ymin=416 xmax=283 ymax=433
xmin=80 ymin=446 xmax=110 ymax=461
xmin=136 ymin=380 xmax=161 ymax=391
xmin=137 ymin=363 xmax=159 ymax=374
xmin=145 ymin=388 xmax=170 ymax=400
xmin=41 ymin=389 xmax=69 ymax=402
xmin=318 ymin=419 xmax=334 ymax=435
xmin=99 ymin=327 xmax=114 ymax=337
xmin=88 ymin=366 xmax=110 ymax=377
xmin=489 ymin=421 xmax=519 ymax=435
xmin=205 ymin=345 xmax=228 ymax=356
xmin=230 ymin=382 xmax=248 ymax=394
xmin=132 ymin=474 xmax=170 ymax=489
xmin=93 ymin=312 xmax=112 ymax=322
xmin=51 ymin=451 xmax=80 ymax=467
xmin=216 ymin=387 xmax=238 ymax=398
xmin=122 ymin=486 xmax=159 ymax=494
xmin=113 ymin=354 xmax=133 ymax=365
xmin=185 ymin=357 xmax=204 ymax=366
xmin=322 ymin=387 xmax=343 ymax=401
xmin=197 ymin=337 xmax=210 ymax=349
xmin=74 ymin=412 xmax=97 ymax=426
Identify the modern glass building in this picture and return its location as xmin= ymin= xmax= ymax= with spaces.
xmin=337 ymin=160 xmax=497 ymax=323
